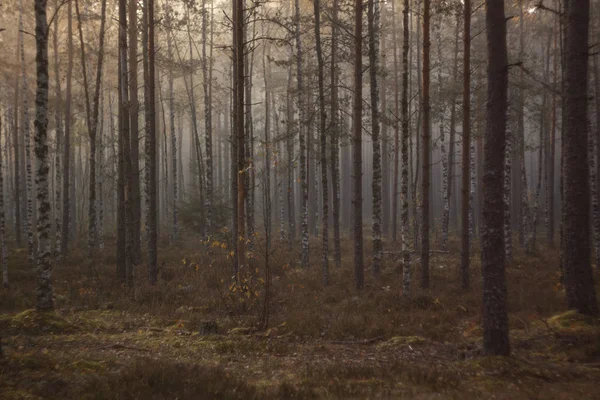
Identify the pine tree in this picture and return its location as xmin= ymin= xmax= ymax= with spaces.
xmin=482 ymin=0 xmax=510 ymax=355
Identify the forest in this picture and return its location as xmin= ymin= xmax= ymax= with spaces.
xmin=0 ymin=0 xmax=599 ymax=397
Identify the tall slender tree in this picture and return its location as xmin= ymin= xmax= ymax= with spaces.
xmin=461 ymin=0 xmax=471 ymax=289
xmin=34 ymin=0 xmax=53 ymax=310
xmin=353 ymin=0 xmax=364 ymax=290
xmin=420 ymin=0 xmax=431 ymax=290
xmin=146 ymin=0 xmax=158 ymax=284
xmin=313 ymin=0 xmax=329 ymax=285
xmin=369 ymin=0 xmax=382 ymax=277
xmin=482 ymin=0 xmax=510 ymax=356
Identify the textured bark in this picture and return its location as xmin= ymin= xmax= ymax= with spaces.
xmin=146 ymin=0 xmax=158 ymax=285
xmin=13 ymin=32 xmax=22 ymax=248
xmin=368 ymin=0 xmax=382 ymax=277
xmin=440 ymin=120 xmax=449 ymax=252
xmin=353 ymin=0 xmax=364 ymax=290
xmin=547 ymin=16 xmax=558 ymax=248
xmin=589 ymin=125 xmax=600 ymax=266
xmin=52 ymin=0 xmax=62 ymax=257
xmin=482 ymin=0 xmax=510 ymax=355
xmin=202 ymin=0 xmax=213 ymax=232
xmin=60 ymin=0 xmax=72 ymax=257
xmin=117 ymin=0 xmax=130 ymax=285
xmin=129 ymin=0 xmax=141 ymax=264
xmin=401 ymin=0 xmax=411 ymax=297
xmin=330 ymin=0 xmax=341 ymax=268
xmin=420 ymin=0 xmax=431 ymax=290
xmin=34 ymin=0 xmax=53 ymax=310
xmin=469 ymin=142 xmax=475 ymax=248
xmin=97 ymin=94 xmax=104 ymax=249
xmin=295 ymin=0 xmax=309 ymax=269
xmin=0 ymin=116 xmax=7 ymax=288
xmin=286 ymin=62 xmax=295 ymax=247
xmin=233 ymin=0 xmax=246 ymax=275
xmin=313 ymin=0 xmax=329 ymax=285
xmin=562 ymin=0 xmax=598 ymax=315
xmin=392 ymin=0 xmax=400 ymax=243
xmin=20 ymin=0 xmax=35 ymax=267
xmin=594 ymin=21 xmax=600 ymax=268
xmin=504 ymin=129 xmax=512 ymax=262
xmin=461 ymin=0 xmax=471 ymax=290
xmin=448 ymin=13 xmax=460 ymax=233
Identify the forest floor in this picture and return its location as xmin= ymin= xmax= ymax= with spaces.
xmin=1 ymin=235 xmax=600 ymax=399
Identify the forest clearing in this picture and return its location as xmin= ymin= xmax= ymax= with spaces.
xmin=1 ymin=238 xmax=600 ymax=399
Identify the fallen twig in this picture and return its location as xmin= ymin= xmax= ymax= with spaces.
xmin=329 ymin=336 xmax=385 ymax=345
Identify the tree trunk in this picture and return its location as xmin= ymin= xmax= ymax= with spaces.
xmin=34 ymin=0 xmax=53 ymax=310
xmin=353 ymin=0 xmax=364 ymax=290
xmin=401 ymin=0 xmax=411 ymax=297
xmin=460 ymin=0 xmax=471 ymax=289
xmin=420 ymin=0 xmax=431 ymax=290
xmin=313 ymin=0 xmax=329 ymax=285
xmin=233 ymin=0 xmax=246 ymax=275
xmin=295 ymin=0 xmax=309 ymax=269
xmin=52 ymin=0 xmax=62 ymax=257
xmin=60 ymin=0 xmax=72 ymax=257
xmin=202 ymin=0 xmax=213 ymax=232
xmin=369 ymin=0 xmax=382 ymax=277
xmin=482 ymin=0 xmax=510 ymax=355
xmin=146 ymin=0 xmax=158 ymax=284
xmin=330 ymin=0 xmax=341 ymax=268
xmin=20 ymin=0 xmax=35 ymax=267
xmin=563 ymin=0 xmax=598 ymax=315
xmin=13 ymin=27 xmax=22 ymax=248
xmin=0 ymin=115 xmax=7 ymax=288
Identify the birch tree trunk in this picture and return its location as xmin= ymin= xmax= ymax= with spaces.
xmin=20 ymin=0 xmax=35 ymax=267
xmin=368 ymin=0 xmax=382 ymax=277
xmin=401 ymin=0 xmax=411 ymax=297
xmin=34 ymin=0 xmax=53 ymax=310
xmin=295 ymin=0 xmax=309 ymax=269
xmin=13 ymin=32 xmax=22 ymax=248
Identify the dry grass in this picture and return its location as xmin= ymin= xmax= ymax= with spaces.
xmin=1 ymin=234 xmax=599 ymax=399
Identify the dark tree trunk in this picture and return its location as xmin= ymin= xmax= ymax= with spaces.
xmin=420 ymin=0 xmax=431 ymax=290
xmin=461 ymin=0 xmax=471 ymax=290
xmin=353 ymin=0 xmax=364 ymax=290
xmin=563 ymin=0 xmax=598 ymax=315
xmin=482 ymin=0 xmax=510 ymax=356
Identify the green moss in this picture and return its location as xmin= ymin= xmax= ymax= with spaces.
xmin=548 ymin=310 xmax=600 ymax=333
xmin=0 ymin=309 xmax=76 ymax=335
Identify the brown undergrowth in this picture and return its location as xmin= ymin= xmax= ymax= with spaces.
xmin=1 ymin=235 xmax=599 ymax=399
